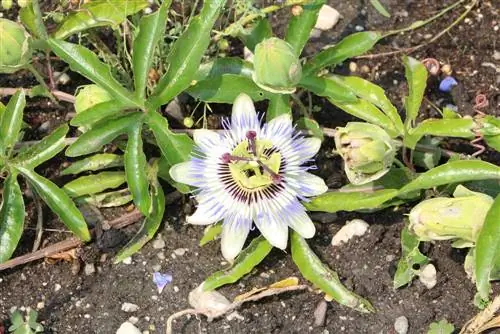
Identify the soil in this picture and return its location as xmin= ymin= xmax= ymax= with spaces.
xmin=1 ymin=1 xmax=499 ymax=334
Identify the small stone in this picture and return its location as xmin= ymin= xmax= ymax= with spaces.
xmin=418 ymin=264 xmax=437 ymax=289
xmin=173 ymin=286 xmax=179 ymax=293
xmin=331 ymin=219 xmax=369 ymax=246
xmin=173 ymin=248 xmax=186 ymax=256
xmin=54 ymin=284 xmax=62 ymax=292
xmin=116 ymin=322 xmax=141 ymax=334
xmin=84 ymin=263 xmax=96 ymax=276
xmin=152 ymin=238 xmax=166 ymax=249
xmin=259 ymin=272 xmax=270 ymax=279
xmin=349 ymin=62 xmax=358 ymax=73
xmin=128 ymin=317 xmax=139 ymax=325
xmin=354 ymin=25 xmax=364 ymax=31
xmin=385 ymin=255 xmax=395 ymax=262
xmin=156 ymin=252 xmax=166 ymax=260
xmin=360 ymin=65 xmax=370 ymax=73
xmin=441 ymin=64 xmax=452 ymax=76
xmin=84 ymin=314 xmax=91 ymax=319
xmin=122 ymin=257 xmax=133 ymax=265
xmin=315 ymin=5 xmax=340 ymax=31
xmin=494 ymin=51 xmax=500 ymax=61
xmin=152 ymin=264 xmax=161 ymax=272
xmin=121 ymin=302 xmax=139 ymax=313
xmin=394 ymin=316 xmax=409 ymax=334
xmin=36 ymin=301 xmax=45 ymax=310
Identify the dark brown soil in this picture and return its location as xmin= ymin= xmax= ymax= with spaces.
xmin=1 ymin=1 xmax=499 ymax=333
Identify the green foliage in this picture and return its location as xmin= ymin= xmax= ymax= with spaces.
xmin=393 ymin=227 xmax=430 ymax=289
xmin=8 ymin=309 xmax=43 ymax=334
xmin=427 ymin=319 xmax=455 ymax=334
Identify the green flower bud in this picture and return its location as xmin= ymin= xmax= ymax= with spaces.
xmin=0 ymin=18 xmax=32 ymax=74
xmin=183 ymin=117 xmax=194 ymax=128
xmin=409 ymin=185 xmax=494 ymax=243
xmin=217 ymin=38 xmax=229 ymax=51
xmin=334 ymin=122 xmax=397 ymax=185
xmin=252 ymin=38 xmax=302 ymax=94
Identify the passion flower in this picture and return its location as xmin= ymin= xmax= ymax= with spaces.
xmin=0 ymin=18 xmax=32 ymax=73
xmin=170 ymin=94 xmax=327 ymax=261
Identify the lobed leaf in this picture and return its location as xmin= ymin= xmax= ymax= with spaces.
xmin=71 ymin=100 xmax=127 ymax=128
xmin=125 ymin=122 xmax=151 ymax=215
xmin=0 ymin=173 xmax=25 ymax=263
xmin=54 ymin=0 xmax=149 ymax=39
xmin=475 ymin=195 xmax=500 ymax=299
xmin=193 ymin=57 xmax=254 ymax=82
xmin=203 ymin=235 xmax=273 ymax=291
xmin=398 ymin=160 xmax=500 ymax=195
xmin=60 ymin=153 xmax=124 ymax=175
xmin=404 ymin=118 xmax=475 ymax=149
xmin=393 ymin=226 xmax=429 ymax=289
xmin=285 ymin=0 xmax=325 ymax=56
xmin=48 ymin=39 xmax=142 ymax=108
xmin=13 ymin=124 xmax=68 ymax=169
xmin=66 ymin=112 xmax=144 ymax=157
xmin=148 ymin=0 xmax=226 ymax=108
xmin=146 ymin=110 xmax=193 ymax=166
xmin=17 ymin=167 xmax=91 ymax=241
xmin=114 ymin=178 xmax=165 ymax=263
xmin=75 ymin=189 xmax=132 ymax=208
xmin=302 ymin=31 xmax=382 ymax=76
xmin=132 ymin=0 xmax=172 ymax=99
xmin=63 ymin=171 xmax=127 ymax=198
xmin=305 ymin=189 xmax=398 ymax=213
xmin=291 ymin=231 xmax=374 ymax=313
xmin=299 ymin=75 xmax=357 ymax=103
xmin=403 ymin=56 xmax=428 ymax=128
xmin=0 ymin=90 xmax=25 ymax=156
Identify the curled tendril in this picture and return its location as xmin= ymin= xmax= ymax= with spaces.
xmin=471 ymin=93 xmax=489 ymax=157
xmin=422 ymin=58 xmax=440 ymax=75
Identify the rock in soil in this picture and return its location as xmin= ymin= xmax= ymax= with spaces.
xmin=116 ymin=321 xmax=141 ymax=334
xmin=418 ymin=264 xmax=437 ymax=289
xmin=121 ymin=302 xmax=139 ymax=313
xmin=394 ymin=316 xmax=409 ymax=334
xmin=315 ymin=5 xmax=340 ymax=31
xmin=331 ymin=219 xmax=369 ymax=246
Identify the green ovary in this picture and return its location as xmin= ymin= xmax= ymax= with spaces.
xmin=229 ymin=139 xmax=281 ymax=190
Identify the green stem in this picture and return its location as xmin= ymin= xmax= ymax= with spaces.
xmin=382 ymin=0 xmax=465 ymax=38
xmin=25 ymin=64 xmax=55 ymax=101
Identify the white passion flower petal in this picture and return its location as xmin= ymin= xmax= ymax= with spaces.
xmin=254 ymin=213 xmax=288 ymax=249
xmin=231 ymin=93 xmax=260 ymax=134
xmin=193 ymin=129 xmax=226 ymax=154
xmin=286 ymin=205 xmax=316 ymax=238
xmin=169 ymin=161 xmax=198 ymax=186
xmin=295 ymin=137 xmax=322 ymax=163
xmin=296 ymin=172 xmax=328 ymax=197
xmin=221 ymin=216 xmax=252 ymax=261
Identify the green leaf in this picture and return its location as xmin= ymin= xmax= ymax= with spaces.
xmin=114 ymin=178 xmax=165 ymax=263
xmin=17 ymin=167 xmax=91 ymax=241
xmin=237 ymin=17 xmax=272 ymax=53
xmin=284 ymin=0 xmax=325 ymax=55
xmin=60 ymin=153 xmax=124 ymax=175
xmin=75 ymin=189 xmax=132 ymax=208
xmin=193 ymin=57 xmax=254 ymax=82
xmin=20 ymin=5 xmax=45 ymax=39
xmin=299 ymin=75 xmax=357 ymax=103
xmin=148 ymin=0 xmax=226 ymax=108
xmin=54 ymin=0 xmax=149 ymax=39
xmin=484 ymin=134 xmax=500 ymax=152
xmin=369 ymin=0 xmax=391 ymax=18
xmin=133 ymin=0 xmax=171 ymax=99
xmin=328 ymin=98 xmax=399 ymax=137
xmin=462 ymin=179 xmax=500 ymax=198
xmin=393 ymin=226 xmax=429 ymax=289
xmin=0 ymin=90 xmax=25 ymax=155
xmin=305 ymin=189 xmax=398 ymax=213
xmin=290 ymin=231 xmax=374 ymax=313
xmin=125 ymin=122 xmax=151 ymax=215
xmin=405 ymin=118 xmax=474 ymax=149
xmin=71 ymin=100 xmax=127 ymax=128
xmin=475 ymin=194 xmax=500 ymax=299
xmin=297 ymin=117 xmax=324 ymax=141
xmin=187 ymin=74 xmax=268 ymax=103
xmin=398 ymin=160 xmax=500 ymax=195
xmin=199 ymin=223 xmax=222 ymax=246
xmin=266 ymin=94 xmax=291 ymax=122
xmin=66 ymin=112 xmax=144 ymax=157
xmin=427 ymin=319 xmax=455 ymax=334
xmin=47 ymin=39 xmax=142 ymax=108
xmin=157 ymin=156 xmax=191 ymax=194
xmin=330 ymin=75 xmax=404 ymax=135
xmin=403 ymin=56 xmax=428 ymax=128
xmin=302 ymin=31 xmax=382 ymax=76
xmin=63 ymin=171 xmax=126 ymax=198
xmin=146 ymin=110 xmax=193 ymax=166
xmin=13 ymin=124 xmax=68 ymax=169
xmin=203 ymin=235 xmax=273 ymax=291
xmin=0 ymin=173 xmax=25 ymax=263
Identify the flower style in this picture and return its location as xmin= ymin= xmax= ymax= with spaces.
xmin=169 ymin=94 xmax=328 ymax=261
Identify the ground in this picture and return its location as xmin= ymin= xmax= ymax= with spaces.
xmin=0 ymin=0 xmax=499 ymax=333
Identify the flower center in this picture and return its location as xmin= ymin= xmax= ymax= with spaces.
xmin=221 ymin=131 xmax=282 ymax=189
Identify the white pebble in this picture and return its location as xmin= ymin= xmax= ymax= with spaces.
xmin=355 ymin=25 xmax=364 ymax=31
xmin=173 ymin=248 xmax=186 ymax=256
xmin=116 ymin=322 xmax=142 ymax=334
xmin=84 ymin=263 xmax=96 ymax=276
xmin=121 ymin=302 xmax=139 ymax=313
xmin=128 ymin=317 xmax=139 ymax=325
xmin=189 ymin=284 xmax=231 ymax=317
xmin=331 ymin=219 xmax=369 ymax=246
xmin=36 ymin=301 xmax=45 ymax=310
xmin=394 ymin=316 xmax=409 ymax=334
xmin=122 ymin=257 xmax=133 ymax=265
xmin=315 ymin=5 xmax=340 ymax=31
xmin=152 ymin=238 xmax=166 ymax=249
xmin=156 ymin=252 xmax=165 ymax=260
xmin=54 ymin=284 xmax=61 ymax=292
xmin=173 ymin=286 xmax=179 ymax=293
xmin=418 ymin=264 xmax=437 ymax=289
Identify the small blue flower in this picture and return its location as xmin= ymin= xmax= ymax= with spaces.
xmin=169 ymin=94 xmax=328 ymax=261
xmin=439 ymin=76 xmax=458 ymax=92
xmin=153 ymin=272 xmax=172 ymax=294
